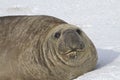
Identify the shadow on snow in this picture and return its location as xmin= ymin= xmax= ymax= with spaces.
xmin=96 ymin=48 xmax=120 ymax=69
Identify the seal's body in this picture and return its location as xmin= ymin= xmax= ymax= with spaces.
xmin=0 ymin=15 xmax=97 ymax=80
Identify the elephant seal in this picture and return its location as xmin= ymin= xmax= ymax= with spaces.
xmin=0 ymin=15 xmax=98 ymax=80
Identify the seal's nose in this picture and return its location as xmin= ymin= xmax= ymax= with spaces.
xmin=63 ymin=29 xmax=85 ymax=50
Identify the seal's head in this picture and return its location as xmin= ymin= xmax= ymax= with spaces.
xmin=44 ymin=24 xmax=96 ymax=65
xmin=43 ymin=24 xmax=97 ymax=79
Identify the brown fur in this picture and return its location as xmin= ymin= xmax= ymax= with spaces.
xmin=0 ymin=15 xmax=97 ymax=80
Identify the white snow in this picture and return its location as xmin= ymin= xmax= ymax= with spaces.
xmin=0 ymin=0 xmax=120 ymax=80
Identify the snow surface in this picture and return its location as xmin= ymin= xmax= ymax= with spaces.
xmin=0 ymin=0 xmax=120 ymax=80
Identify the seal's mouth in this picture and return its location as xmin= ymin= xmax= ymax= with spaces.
xmin=66 ymin=51 xmax=77 ymax=59
xmin=65 ymin=49 xmax=85 ymax=54
xmin=65 ymin=49 xmax=85 ymax=59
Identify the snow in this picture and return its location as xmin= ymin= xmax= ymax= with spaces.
xmin=75 ymin=49 xmax=120 ymax=80
xmin=0 ymin=0 xmax=120 ymax=80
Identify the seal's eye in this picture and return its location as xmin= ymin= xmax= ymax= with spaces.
xmin=54 ymin=32 xmax=61 ymax=39
xmin=76 ymin=29 xmax=81 ymax=35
